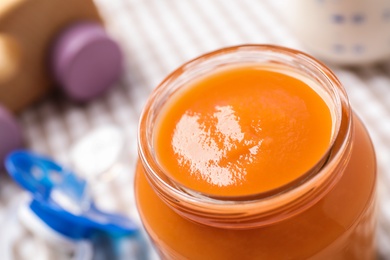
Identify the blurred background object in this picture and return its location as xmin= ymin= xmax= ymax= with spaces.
xmin=51 ymin=22 xmax=123 ymax=102
xmin=0 ymin=0 xmax=123 ymax=175
xmin=0 ymin=105 xmax=23 ymax=165
xmin=0 ymin=0 xmax=104 ymax=112
xmin=282 ymin=0 xmax=390 ymax=65
xmin=3 ymin=149 xmax=149 ymax=260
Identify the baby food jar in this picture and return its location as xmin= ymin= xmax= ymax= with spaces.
xmin=135 ymin=45 xmax=377 ymax=259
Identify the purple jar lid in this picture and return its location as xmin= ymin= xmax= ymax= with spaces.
xmin=51 ymin=22 xmax=123 ymax=101
xmin=0 ymin=106 xmax=23 ymax=166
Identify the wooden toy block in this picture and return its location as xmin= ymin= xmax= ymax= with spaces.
xmin=0 ymin=0 xmax=102 ymax=113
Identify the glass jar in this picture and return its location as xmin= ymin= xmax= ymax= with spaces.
xmin=135 ymin=45 xmax=377 ymax=259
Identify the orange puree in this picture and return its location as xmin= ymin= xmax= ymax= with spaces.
xmin=155 ymin=66 xmax=332 ymax=196
xmin=136 ymin=46 xmax=377 ymax=259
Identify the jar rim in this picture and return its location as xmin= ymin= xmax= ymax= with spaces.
xmin=138 ymin=44 xmax=353 ymax=228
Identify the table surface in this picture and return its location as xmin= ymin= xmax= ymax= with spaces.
xmin=1 ymin=0 xmax=390 ymax=259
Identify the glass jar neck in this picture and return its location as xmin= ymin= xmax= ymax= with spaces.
xmin=138 ymin=45 xmax=353 ymax=229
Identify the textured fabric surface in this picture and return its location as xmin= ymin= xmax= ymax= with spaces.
xmin=1 ymin=0 xmax=390 ymax=259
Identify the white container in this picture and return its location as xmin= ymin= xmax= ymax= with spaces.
xmin=284 ymin=0 xmax=390 ymax=65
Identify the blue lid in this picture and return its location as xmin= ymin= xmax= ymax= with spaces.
xmin=5 ymin=150 xmax=138 ymax=240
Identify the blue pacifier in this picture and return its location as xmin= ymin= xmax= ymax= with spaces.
xmin=4 ymin=150 xmax=148 ymax=259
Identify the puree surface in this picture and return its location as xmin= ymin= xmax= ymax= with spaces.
xmin=154 ymin=66 xmax=332 ymax=196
